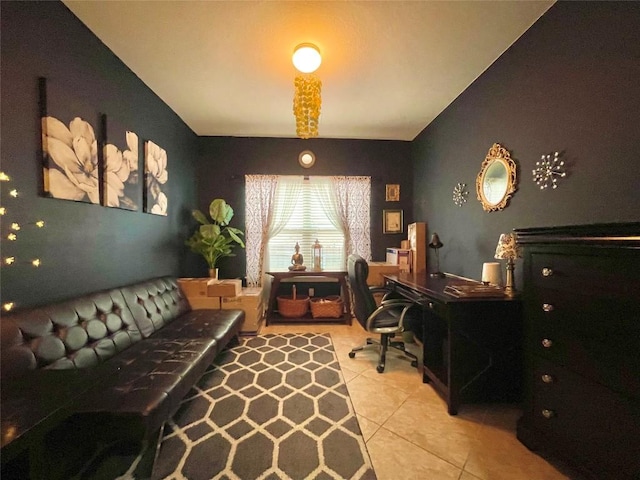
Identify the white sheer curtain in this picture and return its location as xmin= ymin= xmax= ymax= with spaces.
xmin=263 ymin=177 xmax=305 ymax=273
xmin=245 ymin=175 xmax=304 ymax=286
xmin=308 ymin=176 xmax=371 ymax=266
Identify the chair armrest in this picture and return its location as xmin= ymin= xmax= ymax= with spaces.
xmin=369 ymin=286 xmax=393 ymax=295
xmin=365 ymin=299 xmax=416 ymax=332
xmin=369 ymin=286 xmax=402 ymax=304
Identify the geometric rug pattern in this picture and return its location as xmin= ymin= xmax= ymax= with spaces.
xmin=152 ymin=333 xmax=377 ymax=480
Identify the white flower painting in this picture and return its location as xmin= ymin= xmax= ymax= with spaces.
xmin=42 ymin=115 xmax=100 ymax=204
xmin=144 ymin=140 xmax=168 ymax=216
xmin=104 ymin=129 xmax=139 ymax=211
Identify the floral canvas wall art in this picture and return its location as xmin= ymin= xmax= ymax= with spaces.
xmin=41 ymin=115 xmax=101 ymax=204
xmin=103 ymin=116 xmax=139 ymax=211
xmin=144 ymin=140 xmax=168 ymax=216
xmin=40 ymin=78 xmax=102 ymax=204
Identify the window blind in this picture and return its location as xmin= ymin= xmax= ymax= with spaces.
xmin=268 ymin=178 xmax=345 ymax=271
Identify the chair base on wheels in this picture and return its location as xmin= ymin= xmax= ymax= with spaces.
xmin=348 ymin=332 xmax=418 ymax=373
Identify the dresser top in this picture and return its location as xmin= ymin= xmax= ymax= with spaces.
xmin=514 ymin=222 xmax=640 ymax=247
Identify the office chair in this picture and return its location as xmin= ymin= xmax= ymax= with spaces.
xmin=347 ymin=254 xmax=419 ymax=373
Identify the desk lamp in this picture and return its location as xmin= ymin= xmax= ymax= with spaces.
xmin=429 ymin=233 xmax=444 ymax=277
xmin=495 ymin=233 xmax=522 ymax=296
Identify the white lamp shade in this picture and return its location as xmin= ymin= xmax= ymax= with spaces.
xmin=293 ymin=43 xmax=322 ymax=73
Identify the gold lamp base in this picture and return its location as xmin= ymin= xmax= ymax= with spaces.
xmin=504 ymin=258 xmax=517 ymax=296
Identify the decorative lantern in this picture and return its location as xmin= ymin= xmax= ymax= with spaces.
xmin=313 ymin=239 xmax=323 ymax=271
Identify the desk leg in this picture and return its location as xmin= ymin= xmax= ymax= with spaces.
xmin=266 ymin=277 xmax=281 ymax=325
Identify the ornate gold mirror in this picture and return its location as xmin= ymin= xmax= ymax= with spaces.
xmin=476 ymin=143 xmax=517 ymax=212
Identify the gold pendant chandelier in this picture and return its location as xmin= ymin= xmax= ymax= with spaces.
xmin=292 ymin=43 xmax=322 ymax=139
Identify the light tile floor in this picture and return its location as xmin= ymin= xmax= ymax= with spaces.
xmin=261 ymin=320 xmax=588 ymax=480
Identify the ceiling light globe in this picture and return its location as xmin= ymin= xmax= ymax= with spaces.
xmin=292 ymin=43 xmax=321 ymax=73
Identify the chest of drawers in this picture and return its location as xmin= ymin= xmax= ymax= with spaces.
xmin=515 ymin=223 xmax=640 ymax=480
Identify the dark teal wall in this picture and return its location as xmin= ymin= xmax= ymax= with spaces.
xmin=412 ymin=1 xmax=640 ymax=282
xmin=3 ymin=1 xmax=638 ymax=307
xmin=188 ymin=137 xmax=413 ymax=279
xmin=1 ymin=1 xmax=199 ymax=308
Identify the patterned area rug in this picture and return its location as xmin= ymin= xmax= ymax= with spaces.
xmin=152 ymin=333 xmax=376 ymax=480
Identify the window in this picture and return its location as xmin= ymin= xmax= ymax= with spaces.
xmin=245 ymin=174 xmax=370 ymax=286
xmin=267 ymin=177 xmax=345 ymax=271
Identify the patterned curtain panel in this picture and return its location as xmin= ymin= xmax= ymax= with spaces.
xmin=332 ymin=176 xmax=371 ymax=261
xmin=245 ymin=175 xmax=278 ymax=287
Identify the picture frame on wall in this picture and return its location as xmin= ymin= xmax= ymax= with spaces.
xmin=383 ymin=209 xmax=403 ymax=234
xmin=144 ymin=140 xmax=168 ymax=216
xmin=39 ymin=77 xmax=103 ymax=205
xmin=385 ymin=184 xmax=400 ymax=201
xmin=103 ymin=114 xmax=140 ymax=211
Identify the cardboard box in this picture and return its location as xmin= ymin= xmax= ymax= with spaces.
xmin=206 ymin=279 xmax=242 ymax=297
xmin=177 ymin=278 xmax=210 ymax=297
xmin=187 ymin=297 xmax=221 ymax=310
xmin=408 ymin=222 xmax=427 ymax=274
xmin=386 ymin=248 xmax=411 ymax=273
xmin=221 ymin=287 xmax=265 ymax=333
xmin=179 ymin=279 xmax=263 ymax=333
xmin=367 ymin=262 xmax=400 ymax=287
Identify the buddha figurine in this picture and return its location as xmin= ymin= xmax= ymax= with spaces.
xmin=289 ymin=242 xmax=306 ymax=271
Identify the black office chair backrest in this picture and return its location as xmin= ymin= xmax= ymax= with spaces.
xmin=347 ymin=255 xmax=378 ymax=327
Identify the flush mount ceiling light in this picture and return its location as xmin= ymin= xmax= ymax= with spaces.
xmin=292 ymin=43 xmax=322 ymax=139
xmin=292 ymin=43 xmax=322 ymax=73
xmin=298 ymin=150 xmax=316 ymax=168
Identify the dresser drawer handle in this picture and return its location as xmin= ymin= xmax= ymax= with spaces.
xmin=541 ymin=409 xmax=556 ymax=419
xmin=542 ymin=267 xmax=554 ymax=277
xmin=428 ymin=302 xmax=435 ymax=309
xmin=541 ymin=338 xmax=553 ymax=348
xmin=542 ymin=303 xmax=554 ymax=312
xmin=541 ymin=374 xmax=554 ymax=384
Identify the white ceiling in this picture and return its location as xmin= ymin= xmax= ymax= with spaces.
xmin=63 ymin=1 xmax=553 ymax=141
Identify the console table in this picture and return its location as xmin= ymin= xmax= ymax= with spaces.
xmin=265 ymin=270 xmax=351 ymax=325
xmin=384 ymin=272 xmax=522 ymax=415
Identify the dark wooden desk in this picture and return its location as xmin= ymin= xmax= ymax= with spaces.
xmin=265 ymin=270 xmax=351 ymax=325
xmin=384 ymin=272 xmax=522 ymax=415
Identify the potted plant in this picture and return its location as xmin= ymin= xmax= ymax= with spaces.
xmin=185 ymin=198 xmax=245 ymax=279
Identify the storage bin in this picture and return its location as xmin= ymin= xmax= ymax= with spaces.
xmin=310 ymin=295 xmax=343 ymax=318
xmin=277 ymin=295 xmax=309 ymax=318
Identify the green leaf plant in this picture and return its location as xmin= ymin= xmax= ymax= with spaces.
xmin=185 ymin=199 xmax=245 ymax=272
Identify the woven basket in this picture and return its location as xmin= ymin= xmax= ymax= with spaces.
xmin=310 ymin=295 xmax=344 ymax=319
xmin=277 ymin=295 xmax=309 ymax=318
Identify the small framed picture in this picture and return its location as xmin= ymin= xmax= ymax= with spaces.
xmin=383 ymin=209 xmax=403 ymax=234
xmin=385 ymin=184 xmax=400 ymax=202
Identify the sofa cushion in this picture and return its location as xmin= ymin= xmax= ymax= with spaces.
xmin=0 ymin=289 xmax=142 ymax=380
xmin=121 ymin=277 xmax=191 ymax=338
xmin=75 ymin=337 xmax=218 ymax=438
xmin=149 ymin=309 xmax=244 ymax=354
